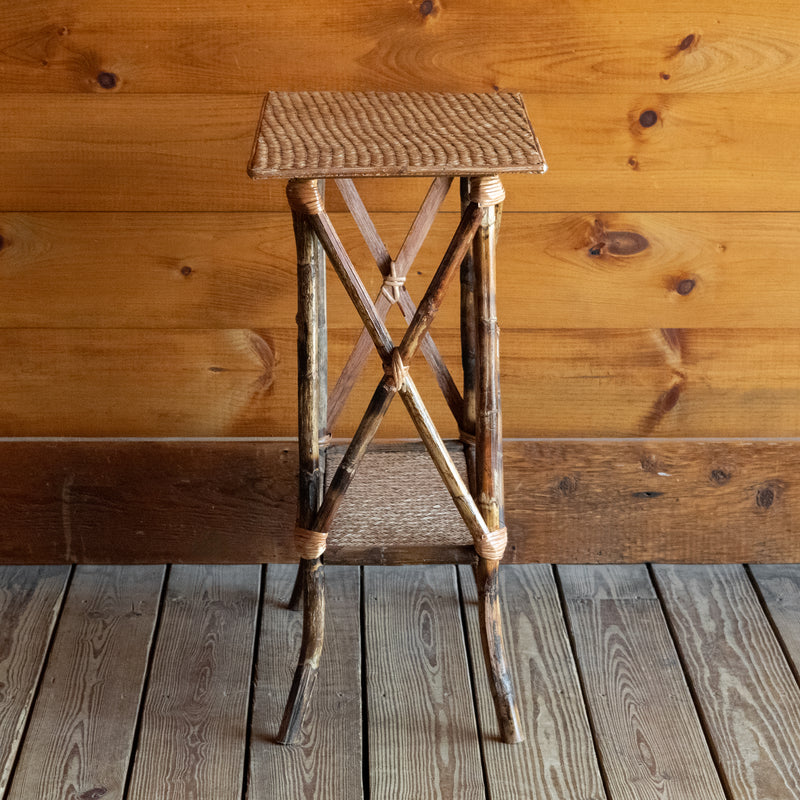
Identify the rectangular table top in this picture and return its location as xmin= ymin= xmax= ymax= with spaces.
xmin=248 ymin=91 xmax=546 ymax=179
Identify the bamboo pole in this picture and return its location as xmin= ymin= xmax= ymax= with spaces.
xmin=280 ymin=180 xmax=327 ymax=745
xmin=277 ymin=557 xmax=325 ymax=745
xmin=399 ymin=375 xmax=491 ymax=543
xmin=289 ymin=181 xmax=327 ymax=610
xmin=459 ymin=177 xmax=478 ymax=495
xmin=472 ymin=175 xmax=523 ymax=745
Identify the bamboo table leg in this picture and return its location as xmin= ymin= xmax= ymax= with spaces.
xmin=472 ymin=175 xmax=523 ymax=744
xmin=279 ymin=182 xmax=328 ymax=745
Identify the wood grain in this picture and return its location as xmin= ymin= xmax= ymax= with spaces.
xmin=2 ymin=93 xmax=800 ymax=212
xmin=0 ymin=566 xmax=70 ymax=795
xmin=653 ymin=564 xmax=800 ymax=799
xmin=1 ymin=2 xmax=799 ymax=94
xmin=7 ymin=327 xmax=800 ymax=437
xmin=459 ymin=564 xmax=605 ymax=800
xmin=364 ymin=565 xmax=483 ymax=799
xmin=249 ymin=564 xmax=362 ymax=799
xmin=7 ymin=564 xmax=164 ymax=800
xmin=3 ymin=211 xmax=800 ymax=330
xmin=3 ymin=438 xmax=800 ymax=565
xmin=749 ymin=564 xmax=800 ymax=671
xmin=127 ymin=564 xmax=260 ymax=800
xmin=558 ymin=564 xmax=726 ymax=800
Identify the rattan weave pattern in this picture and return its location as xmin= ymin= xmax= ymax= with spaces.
xmin=248 ymin=91 xmax=546 ymax=178
xmin=325 ymin=444 xmax=471 ymax=548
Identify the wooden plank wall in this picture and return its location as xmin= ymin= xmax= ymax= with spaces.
xmin=1 ymin=1 xmax=799 ymax=561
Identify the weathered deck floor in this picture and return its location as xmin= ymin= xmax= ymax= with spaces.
xmin=0 ymin=563 xmax=799 ymax=798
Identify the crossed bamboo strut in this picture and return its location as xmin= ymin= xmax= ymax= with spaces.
xmin=248 ymin=91 xmax=546 ymax=747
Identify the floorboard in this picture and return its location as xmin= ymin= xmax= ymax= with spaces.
xmin=6 ymin=565 xmax=164 ymax=800
xmin=127 ymin=564 xmax=260 ymax=800
xmin=750 ymin=563 xmax=800 ymax=672
xmin=558 ymin=564 xmax=727 ymax=800
xmin=654 ymin=564 xmax=800 ymax=800
xmin=459 ymin=564 xmax=606 ymax=800
xmin=248 ymin=564 xmax=362 ymax=800
xmin=364 ymin=565 xmax=484 ymax=800
xmin=0 ymin=566 xmax=70 ymax=795
xmin=1 ymin=563 xmax=799 ymax=799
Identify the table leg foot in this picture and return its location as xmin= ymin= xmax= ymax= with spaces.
xmin=278 ymin=557 xmax=325 ymax=745
xmin=476 ymin=556 xmax=524 ymax=744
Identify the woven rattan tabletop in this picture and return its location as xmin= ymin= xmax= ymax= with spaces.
xmin=248 ymin=91 xmax=546 ymax=179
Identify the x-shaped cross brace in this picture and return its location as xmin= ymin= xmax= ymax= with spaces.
xmin=286 ymin=176 xmax=507 ymax=563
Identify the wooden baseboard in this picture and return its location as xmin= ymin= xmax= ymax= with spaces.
xmin=0 ymin=439 xmax=795 ymax=564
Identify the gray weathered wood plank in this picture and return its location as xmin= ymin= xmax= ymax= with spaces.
xmin=750 ymin=564 xmax=800 ymax=669
xmin=127 ymin=564 xmax=260 ymax=800
xmin=248 ymin=563 xmax=362 ymax=800
xmin=7 ymin=565 xmax=164 ymax=800
xmin=0 ymin=566 xmax=70 ymax=795
xmin=655 ymin=564 xmax=800 ymax=799
xmin=365 ymin=565 xmax=484 ymax=800
xmin=459 ymin=564 xmax=606 ymax=800
xmin=558 ymin=564 xmax=726 ymax=800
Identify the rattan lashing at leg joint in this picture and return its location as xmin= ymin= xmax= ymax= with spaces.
xmin=286 ymin=178 xmax=324 ymax=215
xmin=474 ymin=525 xmax=507 ymax=560
xmin=294 ymin=525 xmax=328 ymax=559
xmin=468 ymin=175 xmax=505 ymax=207
xmin=383 ymin=347 xmax=410 ymax=390
xmin=380 ymin=261 xmax=405 ymax=304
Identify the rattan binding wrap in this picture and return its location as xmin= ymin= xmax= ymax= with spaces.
xmin=248 ymin=91 xmax=546 ymax=179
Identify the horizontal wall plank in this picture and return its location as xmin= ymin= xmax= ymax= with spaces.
xmin=1 ymin=2 xmax=799 ymax=94
xmin=2 ymin=93 xmax=799 ymax=212
xmin=0 ymin=438 xmax=798 ymax=565
xmin=2 ymin=211 xmax=799 ymax=330
xmin=3 ymin=328 xmax=800 ymax=438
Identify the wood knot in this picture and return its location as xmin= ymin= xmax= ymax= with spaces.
xmin=97 ymin=72 xmax=118 ymax=89
xmin=756 ymin=484 xmax=778 ymax=510
xmin=589 ymin=229 xmax=650 ymax=258
xmin=676 ymin=278 xmax=696 ymax=295
xmin=639 ymin=109 xmax=658 ymax=128
xmin=286 ymin=179 xmax=324 ymax=215
xmin=678 ymin=33 xmax=696 ymax=51
xmin=710 ymin=468 xmax=731 ymax=485
xmin=469 ymin=175 xmax=505 ymax=207
xmin=419 ymin=0 xmax=435 ymax=16
xmin=556 ymin=475 xmax=579 ymax=496
xmin=78 ymin=789 xmax=108 ymax=800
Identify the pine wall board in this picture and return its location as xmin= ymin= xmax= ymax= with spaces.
xmin=0 ymin=0 xmax=797 ymax=560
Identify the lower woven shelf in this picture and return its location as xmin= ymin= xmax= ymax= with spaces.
xmin=324 ymin=440 xmax=476 ymax=565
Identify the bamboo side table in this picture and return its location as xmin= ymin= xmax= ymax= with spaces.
xmin=248 ymin=91 xmax=546 ymax=746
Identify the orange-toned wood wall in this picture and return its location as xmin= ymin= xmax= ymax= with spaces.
xmin=1 ymin=1 xmax=799 ymax=561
